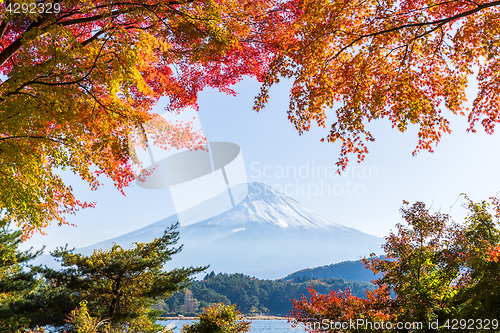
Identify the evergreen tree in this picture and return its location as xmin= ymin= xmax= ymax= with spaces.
xmin=11 ymin=222 xmax=207 ymax=332
xmin=0 ymin=221 xmax=43 ymax=332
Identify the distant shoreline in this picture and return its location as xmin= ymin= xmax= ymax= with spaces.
xmin=158 ymin=315 xmax=288 ymax=320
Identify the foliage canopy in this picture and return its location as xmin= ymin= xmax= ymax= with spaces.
xmin=257 ymin=0 xmax=500 ymax=170
xmin=0 ymin=0 xmax=280 ymax=237
xmin=290 ymin=197 xmax=500 ymax=332
xmin=3 ymin=0 xmax=500 ymax=236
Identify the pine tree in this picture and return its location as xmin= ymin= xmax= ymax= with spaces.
xmin=0 ymin=221 xmax=43 ymax=332
xmin=10 ymin=222 xmax=207 ymax=332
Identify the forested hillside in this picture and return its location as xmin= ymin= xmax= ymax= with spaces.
xmin=283 ymin=258 xmax=384 ymax=283
xmin=155 ymin=272 xmax=374 ymax=316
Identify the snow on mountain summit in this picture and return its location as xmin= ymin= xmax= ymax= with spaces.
xmin=198 ymin=182 xmax=345 ymax=230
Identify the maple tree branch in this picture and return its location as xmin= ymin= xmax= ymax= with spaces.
xmin=27 ymin=32 xmax=111 ymax=88
xmin=374 ymin=0 xmax=472 ymax=21
xmin=81 ymin=29 xmax=107 ymax=47
xmin=0 ymin=135 xmax=70 ymax=147
xmin=0 ymin=0 xmax=62 ymax=68
xmin=333 ymin=0 xmax=500 ymax=60
xmin=0 ymin=20 xmax=8 ymax=41
xmin=0 ymin=0 xmax=198 ymax=67
xmin=124 ymin=23 xmax=159 ymax=31
xmin=53 ymin=0 xmax=193 ymax=24
xmin=0 ymin=110 xmax=21 ymax=125
xmin=0 ymin=32 xmax=112 ymax=103
xmin=58 ymin=8 xmax=134 ymax=26
xmin=431 ymin=26 xmax=448 ymax=67
xmin=463 ymin=0 xmax=481 ymax=6
xmin=77 ymin=82 xmax=124 ymax=118
xmin=0 ymin=20 xmax=42 ymax=68
xmin=0 ymin=2 xmax=125 ymax=67
xmin=143 ymin=3 xmax=208 ymax=37
xmin=56 ymin=0 xmax=194 ymax=27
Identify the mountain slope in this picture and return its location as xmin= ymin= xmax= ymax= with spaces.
xmin=58 ymin=182 xmax=384 ymax=279
xmin=283 ymin=259 xmax=383 ymax=283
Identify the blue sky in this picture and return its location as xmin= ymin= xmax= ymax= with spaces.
xmin=21 ymin=75 xmax=500 ymax=252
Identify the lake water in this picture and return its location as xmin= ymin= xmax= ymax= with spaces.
xmin=157 ymin=319 xmax=308 ymax=332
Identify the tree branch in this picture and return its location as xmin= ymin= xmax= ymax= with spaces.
xmin=0 ymin=20 xmax=9 ymax=42
xmin=58 ymin=8 xmax=135 ymax=27
xmin=0 ymin=135 xmax=69 ymax=147
xmin=0 ymin=0 xmax=62 ymax=68
xmin=1 ymin=30 xmax=113 ymax=101
xmin=81 ymin=29 xmax=107 ymax=47
xmin=332 ymin=0 xmax=500 ymax=60
xmin=0 ymin=19 xmax=43 ymax=68
xmin=0 ymin=0 xmax=197 ymax=68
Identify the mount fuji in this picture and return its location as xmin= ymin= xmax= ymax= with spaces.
xmin=50 ymin=182 xmax=384 ymax=279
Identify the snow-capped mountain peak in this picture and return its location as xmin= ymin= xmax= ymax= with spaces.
xmin=196 ymin=182 xmax=345 ymax=230
xmin=39 ymin=181 xmax=383 ymax=279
